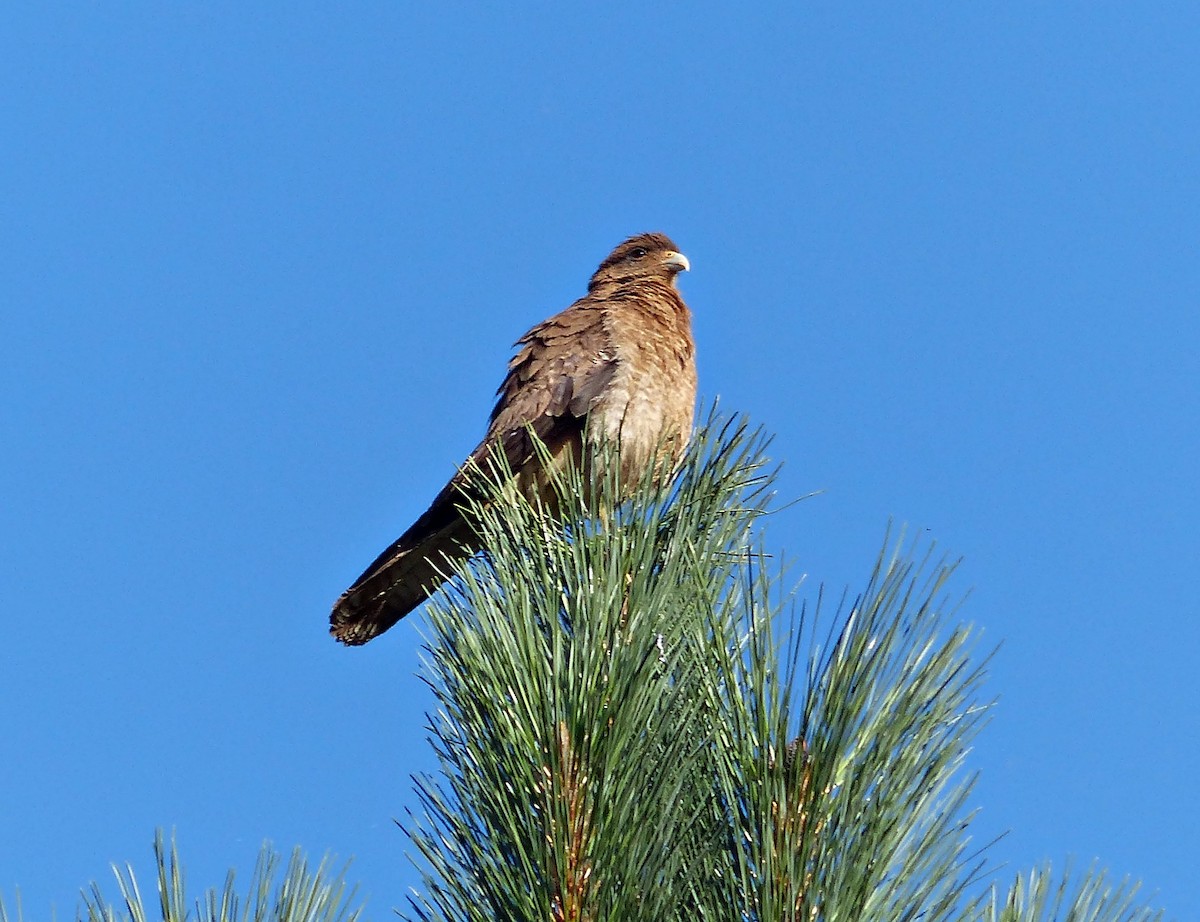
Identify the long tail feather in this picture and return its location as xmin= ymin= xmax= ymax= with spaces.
xmin=330 ymin=511 xmax=479 ymax=645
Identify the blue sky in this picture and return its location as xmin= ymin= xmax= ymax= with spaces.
xmin=3 ymin=3 xmax=1197 ymax=917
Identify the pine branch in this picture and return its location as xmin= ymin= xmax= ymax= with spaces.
xmin=967 ymin=864 xmax=1166 ymax=922
xmin=71 ymin=830 xmax=364 ymax=922
xmin=401 ymin=409 xmax=1167 ymax=922
xmin=708 ymin=532 xmax=992 ymax=920
xmin=405 ymin=412 xmax=773 ymax=921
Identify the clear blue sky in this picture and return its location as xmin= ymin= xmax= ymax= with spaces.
xmin=3 ymin=4 xmax=1197 ymax=917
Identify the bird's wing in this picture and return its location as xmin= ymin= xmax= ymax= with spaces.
xmin=329 ymin=298 xmax=616 ymax=644
xmin=480 ymin=298 xmax=617 ymax=473
xmin=394 ymin=298 xmax=616 ymax=547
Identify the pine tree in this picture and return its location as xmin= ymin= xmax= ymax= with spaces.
xmin=1 ymin=415 xmax=1165 ymax=922
xmin=401 ymin=412 xmax=1165 ymax=922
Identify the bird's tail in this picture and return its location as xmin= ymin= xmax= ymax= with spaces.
xmin=329 ymin=513 xmax=479 ymax=645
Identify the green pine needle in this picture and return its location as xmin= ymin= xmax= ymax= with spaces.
xmin=73 ymin=831 xmax=365 ymax=922
xmin=402 ymin=410 xmax=1019 ymax=921
xmin=971 ymin=864 xmax=1165 ymax=922
xmin=0 ymin=412 xmax=1168 ymax=922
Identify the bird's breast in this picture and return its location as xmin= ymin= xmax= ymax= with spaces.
xmin=588 ymin=292 xmax=697 ymax=487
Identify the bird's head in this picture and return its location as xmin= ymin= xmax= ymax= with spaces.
xmin=589 ymin=232 xmax=690 ymax=291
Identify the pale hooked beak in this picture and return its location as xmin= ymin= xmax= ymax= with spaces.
xmin=662 ymin=251 xmax=690 ymax=274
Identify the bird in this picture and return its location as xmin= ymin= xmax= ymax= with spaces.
xmin=330 ymin=232 xmax=697 ymax=645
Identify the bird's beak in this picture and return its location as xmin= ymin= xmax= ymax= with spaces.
xmin=662 ymin=251 xmax=690 ymax=274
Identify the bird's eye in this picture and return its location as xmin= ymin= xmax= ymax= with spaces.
xmin=628 ymin=246 xmax=648 ymax=260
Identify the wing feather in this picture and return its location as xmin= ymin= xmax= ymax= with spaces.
xmin=485 ymin=299 xmax=616 ymax=471
xmin=331 ymin=297 xmax=619 ymax=644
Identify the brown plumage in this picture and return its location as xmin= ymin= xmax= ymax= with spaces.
xmin=330 ymin=232 xmax=697 ymax=645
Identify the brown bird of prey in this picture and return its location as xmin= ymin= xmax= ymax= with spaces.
xmin=330 ymin=232 xmax=696 ymax=645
